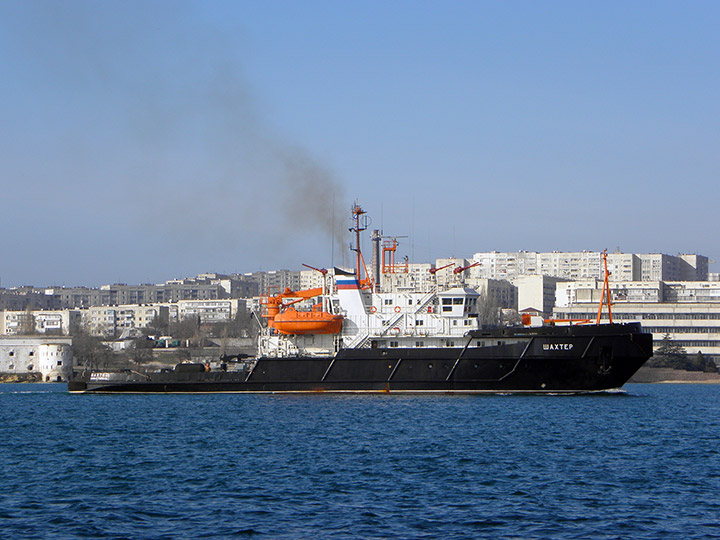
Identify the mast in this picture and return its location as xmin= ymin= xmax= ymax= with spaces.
xmin=350 ymin=202 xmax=366 ymax=276
xmin=349 ymin=202 xmax=374 ymax=289
xmin=596 ymin=249 xmax=614 ymax=324
xmin=371 ymin=229 xmax=382 ymax=292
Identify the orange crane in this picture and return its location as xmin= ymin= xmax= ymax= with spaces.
xmin=429 ymin=262 xmax=455 ymax=275
xmin=453 ymin=261 xmax=480 ymax=274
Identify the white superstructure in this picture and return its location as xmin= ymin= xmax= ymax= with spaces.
xmin=258 ymin=270 xmax=481 ymax=358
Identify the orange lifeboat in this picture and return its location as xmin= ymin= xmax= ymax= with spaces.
xmin=261 ymin=286 xmax=343 ymax=335
xmin=271 ymin=305 xmax=343 ymax=335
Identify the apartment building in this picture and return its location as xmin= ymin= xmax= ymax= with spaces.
xmin=82 ymin=305 xmax=170 ymax=337
xmin=469 ymin=251 xmax=707 ymax=282
xmin=1 ymin=310 xmax=81 ymax=335
xmin=175 ymin=299 xmax=245 ymax=324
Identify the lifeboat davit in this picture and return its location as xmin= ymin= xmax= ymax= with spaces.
xmin=271 ymin=306 xmax=343 ymax=335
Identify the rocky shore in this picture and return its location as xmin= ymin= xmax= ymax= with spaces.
xmin=0 ymin=373 xmax=44 ymax=383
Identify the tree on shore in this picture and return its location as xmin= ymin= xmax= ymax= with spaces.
xmin=145 ymin=313 xmax=169 ymax=336
xmin=209 ymin=310 xmax=258 ymax=339
xmin=687 ymin=351 xmax=719 ymax=373
xmin=648 ymin=333 xmax=718 ymax=372
xmin=649 ymin=333 xmax=687 ymax=369
xmin=128 ymin=337 xmax=154 ymax=365
xmin=477 ymin=293 xmax=501 ymax=329
xmin=72 ymin=327 xmax=113 ymax=370
xmin=169 ymin=316 xmax=201 ymax=341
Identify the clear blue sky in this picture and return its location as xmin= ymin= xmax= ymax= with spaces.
xmin=1 ymin=0 xmax=718 ymax=287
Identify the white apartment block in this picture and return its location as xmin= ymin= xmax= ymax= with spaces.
xmin=175 ymin=299 xmax=244 ymax=324
xmin=82 ymin=305 xmax=169 ymax=337
xmin=299 ymin=269 xmax=330 ymax=291
xmin=1 ymin=310 xmax=81 ymax=335
xmin=512 ymin=275 xmax=566 ymax=316
xmin=470 ymin=251 xmax=707 ymax=282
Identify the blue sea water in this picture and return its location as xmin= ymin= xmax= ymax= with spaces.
xmin=1 ymin=384 xmax=719 ymax=540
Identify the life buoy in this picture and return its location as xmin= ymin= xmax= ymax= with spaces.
xmin=394 ymin=306 xmax=401 ymax=313
xmin=369 ymin=306 xmax=377 ymax=313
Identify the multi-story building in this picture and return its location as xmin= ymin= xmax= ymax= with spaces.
xmin=82 ymin=305 xmax=170 ymax=337
xmin=1 ymin=310 xmax=81 ymax=335
xmin=554 ymin=280 xmax=720 ymax=362
xmin=175 ymin=299 xmax=245 ymax=324
xmin=472 ymin=278 xmax=517 ymax=310
xmin=0 ymin=276 xmax=252 ymax=311
xmin=512 ymin=275 xmax=566 ymax=316
xmin=243 ymin=270 xmax=302 ymax=296
xmin=469 ymin=251 xmax=707 ymax=282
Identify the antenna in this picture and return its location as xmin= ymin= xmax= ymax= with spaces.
xmin=331 ymin=193 xmax=335 ymax=268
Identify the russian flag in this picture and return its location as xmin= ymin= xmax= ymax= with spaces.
xmin=337 ymin=278 xmax=360 ymax=290
xmin=334 ymin=267 xmax=360 ymax=290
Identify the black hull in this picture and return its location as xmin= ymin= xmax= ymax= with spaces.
xmin=69 ymin=323 xmax=653 ymax=394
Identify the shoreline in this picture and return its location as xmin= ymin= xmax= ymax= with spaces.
xmin=629 ymin=366 xmax=720 ymax=384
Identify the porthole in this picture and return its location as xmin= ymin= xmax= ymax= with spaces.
xmin=473 ymin=364 xmax=479 ymax=369
xmin=428 ymin=363 xmax=433 ymax=369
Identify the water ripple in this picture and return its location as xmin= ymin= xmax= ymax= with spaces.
xmin=1 ymin=383 xmax=719 ymax=539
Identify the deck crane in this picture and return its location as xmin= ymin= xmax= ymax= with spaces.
xmin=429 ymin=262 xmax=455 ymax=275
xmin=453 ymin=261 xmax=480 ymax=274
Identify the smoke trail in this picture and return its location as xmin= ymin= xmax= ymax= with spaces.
xmin=280 ymin=147 xmax=346 ymax=248
xmin=2 ymin=1 xmax=349 ymax=278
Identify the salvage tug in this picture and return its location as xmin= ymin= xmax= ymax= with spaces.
xmin=68 ymin=203 xmax=652 ymax=394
